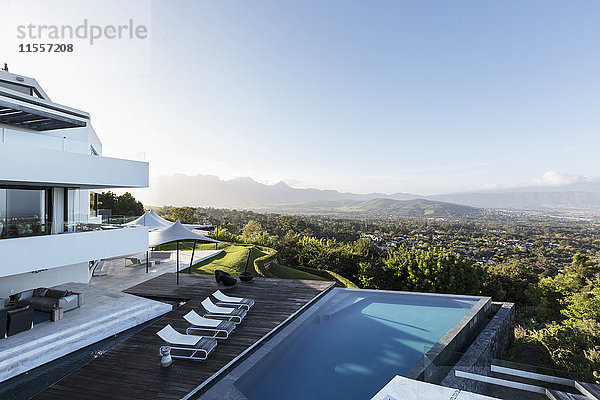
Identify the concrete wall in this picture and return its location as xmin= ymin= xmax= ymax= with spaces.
xmin=441 ymin=302 xmax=515 ymax=393
xmin=0 ymin=226 xmax=148 ymax=278
xmin=0 ymin=142 xmax=148 ymax=188
xmin=0 ymin=261 xmax=89 ymax=300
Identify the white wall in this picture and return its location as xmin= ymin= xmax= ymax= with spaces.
xmin=0 ymin=227 xmax=149 ymax=278
xmin=0 ymin=262 xmax=89 ymax=300
xmin=0 ymin=142 xmax=149 ymax=188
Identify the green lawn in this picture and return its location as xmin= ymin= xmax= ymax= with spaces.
xmin=187 ymin=244 xmax=265 ymax=275
xmin=266 ymin=261 xmax=327 ymax=280
xmin=164 ymin=241 xmax=333 ymax=282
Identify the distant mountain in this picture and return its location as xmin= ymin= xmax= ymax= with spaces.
xmin=132 ymin=174 xmax=600 ymax=214
xmin=430 ymin=180 xmax=600 ymax=209
xmin=338 ymin=198 xmax=482 ymax=218
xmin=430 ymin=191 xmax=600 ymax=210
xmin=135 ymin=174 xmax=415 ymax=208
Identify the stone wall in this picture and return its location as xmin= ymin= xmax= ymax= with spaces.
xmin=407 ymin=297 xmax=493 ymax=383
xmin=441 ymin=302 xmax=515 ymax=393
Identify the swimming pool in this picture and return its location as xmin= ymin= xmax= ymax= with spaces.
xmin=233 ymin=288 xmax=488 ymax=400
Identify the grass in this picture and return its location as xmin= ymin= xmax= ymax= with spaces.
xmin=163 ymin=241 xmax=342 ymax=284
xmin=295 ymin=266 xmax=359 ymax=288
xmin=267 ymin=261 xmax=328 ymax=281
xmin=188 ymin=244 xmax=263 ymax=275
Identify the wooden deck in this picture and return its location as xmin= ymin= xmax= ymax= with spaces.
xmin=34 ymin=273 xmax=334 ymax=400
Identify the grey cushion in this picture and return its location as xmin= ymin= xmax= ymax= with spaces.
xmin=45 ymin=289 xmax=68 ymax=299
xmin=16 ymin=289 xmax=33 ymax=302
xmin=18 ymin=296 xmax=58 ymax=312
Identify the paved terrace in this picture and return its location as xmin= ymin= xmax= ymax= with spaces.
xmin=34 ymin=273 xmax=334 ymax=400
xmin=0 ymin=283 xmax=171 ymax=383
xmin=90 ymin=250 xmax=223 ymax=291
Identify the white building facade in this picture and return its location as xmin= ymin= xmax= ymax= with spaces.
xmin=0 ymin=70 xmax=149 ymax=299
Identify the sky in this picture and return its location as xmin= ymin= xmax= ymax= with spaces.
xmin=3 ymin=0 xmax=600 ymax=195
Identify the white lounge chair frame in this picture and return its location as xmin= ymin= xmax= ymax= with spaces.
xmin=156 ymin=324 xmax=217 ymax=361
xmin=184 ymin=310 xmax=235 ymax=339
xmin=212 ymin=290 xmax=254 ymax=310
xmin=201 ymin=298 xmax=246 ymax=324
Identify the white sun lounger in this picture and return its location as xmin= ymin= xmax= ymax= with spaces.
xmin=213 ymin=290 xmax=255 ymax=310
xmin=184 ymin=310 xmax=236 ymax=339
xmin=201 ymin=298 xmax=247 ymax=324
xmin=156 ymin=324 xmax=217 ymax=361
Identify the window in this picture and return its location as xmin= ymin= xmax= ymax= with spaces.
xmin=0 ymin=187 xmax=50 ymax=238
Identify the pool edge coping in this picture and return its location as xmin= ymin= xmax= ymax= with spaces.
xmin=405 ymin=295 xmax=492 ymax=382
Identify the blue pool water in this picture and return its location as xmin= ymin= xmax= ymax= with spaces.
xmin=236 ymin=289 xmax=479 ymax=400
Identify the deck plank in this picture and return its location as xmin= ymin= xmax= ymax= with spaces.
xmin=34 ymin=273 xmax=333 ymax=400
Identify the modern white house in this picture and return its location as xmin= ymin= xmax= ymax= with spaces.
xmin=0 ymin=69 xmax=149 ymax=300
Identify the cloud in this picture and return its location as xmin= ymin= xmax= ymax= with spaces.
xmin=531 ymin=171 xmax=584 ymax=186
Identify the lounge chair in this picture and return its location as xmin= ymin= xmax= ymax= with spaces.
xmin=156 ymin=324 xmax=217 ymax=361
xmin=212 ymin=290 xmax=255 ymax=310
xmin=184 ymin=310 xmax=236 ymax=339
xmin=201 ymin=298 xmax=247 ymax=324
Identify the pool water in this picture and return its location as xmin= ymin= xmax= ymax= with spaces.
xmin=236 ymin=289 xmax=478 ymax=400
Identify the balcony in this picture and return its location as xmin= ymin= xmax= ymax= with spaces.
xmin=0 ymin=141 xmax=148 ymax=188
xmin=0 ymin=226 xmax=149 ymax=278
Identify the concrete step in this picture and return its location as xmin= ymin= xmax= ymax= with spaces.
xmin=547 ymin=389 xmax=588 ymax=400
xmin=576 ymin=382 xmax=600 ymax=400
xmin=0 ymin=301 xmax=171 ymax=382
xmin=92 ymin=260 xmax=111 ymax=277
xmin=0 ymin=304 xmax=149 ymax=364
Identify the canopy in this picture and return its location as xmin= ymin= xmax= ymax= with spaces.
xmin=126 ymin=209 xmax=172 ymax=230
xmin=148 ymin=220 xmax=225 ymax=247
xmin=126 ymin=210 xmax=214 ymax=231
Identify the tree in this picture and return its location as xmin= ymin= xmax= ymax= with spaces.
xmin=357 ymin=246 xmax=485 ymax=295
xmin=97 ymin=191 xmax=144 ymax=216
xmin=483 ymin=260 xmax=539 ymax=305
xmin=114 ymin=192 xmax=144 ymax=216
xmin=168 ymin=206 xmax=196 ymax=224
xmin=242 ymin=220 xmax=263 ymax=238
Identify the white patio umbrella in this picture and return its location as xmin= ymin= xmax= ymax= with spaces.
xmin=149 ymin=221 xmax=228 ymax=284
xmin=127 ymin=209 xmax=215 ymax=231
xmin=125 ymin=209 xmax=172 ymax=230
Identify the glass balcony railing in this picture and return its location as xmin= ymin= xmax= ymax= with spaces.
xmin=1 ymin=126 xmax=92 ymax=155
xmin=0 ymin=218 xmax=141 ymax=240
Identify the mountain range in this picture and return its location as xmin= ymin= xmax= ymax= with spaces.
xmin=132 ymin=174 xmax=600 ymax=216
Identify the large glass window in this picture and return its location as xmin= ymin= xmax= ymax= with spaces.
xmin=65 ymin=188 xmax=82 ymax=232
xmin=0 ymin=188 xmax=49 ymax=239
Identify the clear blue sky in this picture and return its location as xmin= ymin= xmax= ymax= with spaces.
xmin=7 ymin=0 xmax=600 ymax=194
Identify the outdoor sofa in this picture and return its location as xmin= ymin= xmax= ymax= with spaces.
xmin=15 ymin=288 xmax=84 ymax=313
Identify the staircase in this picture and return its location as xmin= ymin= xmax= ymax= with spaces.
xmin=0 ymin=284 xmax=172 ymax=383
xmin=454 ymin=361 xmax=600 ymax=400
